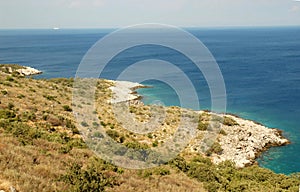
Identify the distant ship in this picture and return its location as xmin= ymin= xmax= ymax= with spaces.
xmin=53 ymin=27 xmax=60 ymax=30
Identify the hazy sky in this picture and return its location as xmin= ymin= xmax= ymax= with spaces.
xmin=0 ymin=0 xmax=300 ymax=28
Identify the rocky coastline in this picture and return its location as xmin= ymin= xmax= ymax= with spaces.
xmin=16 ymin=66 xmax=42 ymax=76
xmin=109 ymin=81 xmax=290 ymax=168
xmin=0 ymin=63 xmax=288 ymax=168
xmin=211 ymin=114 xmax=289 ymax=168
xmin=0 ymin=64 xmax=42 ymax=76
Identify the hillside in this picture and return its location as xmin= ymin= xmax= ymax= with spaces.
xmin=0 ymin=64 xmax=299 ymax=192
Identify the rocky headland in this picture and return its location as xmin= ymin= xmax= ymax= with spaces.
xmin=0 ymin=64 xmax=298 ymax=192
xmin=108 ymin=81 xmax=290 ymax=168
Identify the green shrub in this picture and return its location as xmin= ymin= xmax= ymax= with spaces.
xmin=80 ymin=121 xmax=88 ymax=127
xmin=223 ymin=116 xmax=239 ymax=126
xmin=119 ymin=136 xmax=125 ymax=143
xmin=21 ymin=111 xmax=36 ymax=121
xmin=29 ymin=87 xmax=36 ymax=92
xmin=100 ymin=121 xmax=106 ymax=127
xmin=106 ymin=130 xmax=119 ymax=140
xmin=152 ymin=140 xmax=158 ymax=147
xmin=3 ymin=122 xmax=42 ymax=145
xmin=65 ymin=119 xmax=79 ymax=134
xmin=17 ymin=94 xmax=25 ymax=99
xmin=171 ymin=154 xmax=300 ymax=192
xmin=61 ymin=158 xmax=119 ymax=192
xmin=1 ymin=90 xmax=8 ymax=95
xmin=44 ymin=132 xmax=70 ymax=144
xmin=168 ymin=156 xmax=188 ymax=172
xmin=6 ymin=76 xmax=14 ymax=82
xmin=197 ymin=121 xmax=208 ymax=131
xmin=43 ymin=94 xmax=56 ymax=101
xmin=93 ymin=131 xmax=104 ymax=138
xmin=0 ymin=109 xmax=16 ymax=119
xmin=92 ymin=121 xmax=99 ymax=127
xmin=124 ymin=141 xmax=149 ymax=150
xmin=47 ymin=115 xmax=64 ymax=126
xmin=59 ymin=145 xmax=72 ymax=154
xmin=205 ymin=142 xmax=223 ymax=156
xmin=153 ymin=167 xmax=170 ymax=176
xmin=63 ymin=105 xmax=72 ymax=112
xmin=219 ymin=129 xmax=227 ymax=135
xmin=66 ymin=119 xmax=75 ymax=129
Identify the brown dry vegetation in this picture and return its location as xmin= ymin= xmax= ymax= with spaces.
xmin=0 ymin=65 xmax=299 ymax=192
xmin=0 ymin=68 xmax=207 ymax=192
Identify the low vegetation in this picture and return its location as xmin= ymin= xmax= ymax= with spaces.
xmin=0 ymin=64 xmax=299 ymax=192
xmin=169 ymin=155 xmax=300 ymax=192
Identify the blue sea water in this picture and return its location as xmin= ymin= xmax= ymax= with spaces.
xmin=0 ymin=27 xmax=299 ymax=174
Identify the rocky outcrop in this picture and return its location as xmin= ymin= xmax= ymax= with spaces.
xmin=0 ymin=64 xmax=42 ymax=76
xmin=211 ymin=115 xmax=289 ymax=168
xmin=16 ymin=66 xmax=42 ymax=76
xmin=108 ymin=80 xmax=145 ymax=103
xmin=108 ymin=81 xmax=290 ymax=168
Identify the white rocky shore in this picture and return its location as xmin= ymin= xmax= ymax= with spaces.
xmin=108 ymin=80 xmax=145 ymax=103
xmin=0 ymin=64 xmax=42 ymax=76
xmin=212 ymin=114 xmax=289 ymax=168
xmin=108 ymin=80 xmax=290 ymax=168
xmin=16 ymin=66 xmax=42 ymax=76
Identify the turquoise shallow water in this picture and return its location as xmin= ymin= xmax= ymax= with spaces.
xmin=137 ymin=77 xmax=300 ymax=175
xmin=0 ymin=27 xmax=299 ymax=174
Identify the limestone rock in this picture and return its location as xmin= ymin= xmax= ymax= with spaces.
xmin=16 ymin=66 xmax=42 ymax=76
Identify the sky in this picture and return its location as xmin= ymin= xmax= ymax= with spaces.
xmin=0 ymin=0 xmax=300 ymax=29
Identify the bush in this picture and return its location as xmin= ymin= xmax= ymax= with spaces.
xmin=168 ymin=156 xmax=188 ymax=172
xmin=223 ymin=116 xmax=239 ymax=126
xmin=6 ymin=76 xmax=14 ymax=82
xmin=0 ymin=109 xmax=16 ymax=118
xmin=93 ymin=131 xmax=104 ymax=138
xmin=43 ymin=94 xmax=56 ymax=101
xmin=171 ymin=154 xmax=300 ymax=192
xmin=219 ymin=129 xmax=227 ymax=135
xmin=3 ymin=122 xmax=42 ymax=145
xmin=21 ymin=111 xmax=36 ymax=121
xmin=124 ymin=141 xmax=149 ymax=150
xmin=138 ymin=166 xmax=170 ymax=178
xmin=106 ymin=130 xmax=119 ymax=140
xmin=44 ymin=132 xmax=70 ymax=144
xmin=47 ymin=115 xmax=64 ymax=126
xmin=1 ymin=90 xmax=8 ymax=95
xmin=153 ymin=167 xmax=170 ymax=176
xmin=65 ymin=119 xmax=79 ymax=134
xmin=92 ymin=121 xmax=99 ymax=127
xmin=63 ymin=105 xmax=72 ymax=112
xmin=17 ymin=94 xmax=25 ymax=99
xmin=205 ymin=142 xmax=223 ymax=156
xmin=197 ymin=121 xmax=208 ymax=131
xmin=152 ymin=140 xmax=158 ymax=147
xmin=80 ymin=121 xmax=88 ymax=127
xmin=61 ymin=158 xmax=119 ymax=192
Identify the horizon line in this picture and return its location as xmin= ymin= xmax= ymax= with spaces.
xmin=0 ymin=24 xmax=300 ymax=30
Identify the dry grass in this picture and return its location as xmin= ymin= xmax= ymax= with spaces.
xmin=1 ymin=65 xmax=297 ymax=192
xmin=109 ymin=169 xmax=205 ymax=192
xmin=0 ymin=69 xmax=207 ymax=192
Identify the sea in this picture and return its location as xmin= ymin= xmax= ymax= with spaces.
xmin=0 ymin=26 xmax=299 ymax=175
